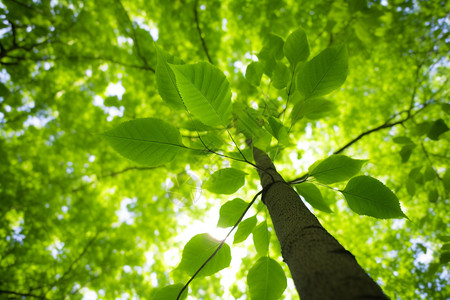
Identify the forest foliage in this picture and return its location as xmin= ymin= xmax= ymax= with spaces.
xmin=0 ymin=0 xmax=449 ymax=299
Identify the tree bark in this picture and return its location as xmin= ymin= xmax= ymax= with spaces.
xmin=253 ymin=147 xmax=389 ymax=300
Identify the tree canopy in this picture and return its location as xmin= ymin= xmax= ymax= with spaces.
xmin=0 ymin=0 xmax=449 ymax=299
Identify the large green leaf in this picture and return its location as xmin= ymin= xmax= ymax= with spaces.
xmin=290 ymin=97 xmax=337 ymax=124
xmin=155 ymin=46 xmax=185 ymax=109
xmin=245 ymin=61 xmax=263 ymax=86
xmin=295 ymin=182 xmax=332 ymax=213
xmin=296 ymin=45 xmax=348 ymax=99
xmin=153 ymin=284 xmax=187 ymax=300
xmin=252 ymin=221 xmax=270 ymax=257
xmin=102 ymin=118 xmax=185 ymax=166
xmin=204 ymin=168 xmax=246 ymax=195
xmin=272 ymin=62 xmax=289 ymax=89
xmin=170 ymin=62 xmax=232 ymax=127
xmin=341 ymin=175 xmax=406 ymax=219
xmin=427 ymin=119 xmax=449 ymax=141
xmin=309 ymin=155 xmax=366 ymax=184
xmin=247 ymin=257 xmax=287 ymax=300
xmin=217 ymin=198 xmax=248 ymax=228
xmin=284 ymin=27 xmax=310 ymax=67
xmin=178 ymin=233 xmax=231 ymax=277
xmin=234 ymin=215 xmax=257 ymax=244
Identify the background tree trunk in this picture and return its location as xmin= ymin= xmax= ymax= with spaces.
xmin=253 ymin=147 xmax=389 ymax=300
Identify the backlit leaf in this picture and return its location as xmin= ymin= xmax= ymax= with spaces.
xmin=246 ymin=61 xmax=263 ymax=86
xmin=234 ymin=215 xmax=257 ymax=244
xmin=310 ymin=155 xmax=366 ymax=184
xmin=295 ymin=182 xmax=332 ymax=213
xmin=284 ymin=27 xmax=310 ymax=67
xmin=178 ymin=233 xmax=231 ymax=277
xmin=155 ymin=46 xmax=185 ymax=109
xmin=341 ymin=175 xmax=406 ymax=219
xmin=102 ymin=118 xmax=185 ymax=166
xmin=217 ymin=198 xmax=248 ymax=228
xmin=247 ymin=257 xmax=287 ymax=300
xmin=153 ymin=284 xmax=187 ymax=300
xmin=296 ymin=45 xmax=348 ymax=99
xmin=253 ymin=221 xmax=270 ymax=257
xmin=204 ymin=168 xmax=246 ymax=195
xmin=170 ymin=62 xmax=232 ymax=127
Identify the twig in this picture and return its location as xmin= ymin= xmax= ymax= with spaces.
xmin=193 ymin=0 xmax=213 ymax=64
xmin=114 ymin=0 xmax=151 ymax=68
xmin=176 ymin=189 xmax=263 ymax=300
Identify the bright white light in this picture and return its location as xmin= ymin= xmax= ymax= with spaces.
xmin=106 ymin=81 xmax=125 ymax=100
xmin=115 ymin=197 xmax=137 ymax=226
xmin=81 ymin=288 xmax=98 ymax=300
xmin=222 ymin=18 xmax=228 ymax=31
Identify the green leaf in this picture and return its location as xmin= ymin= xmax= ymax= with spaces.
xmin=217 ymin=198 xmax=248 ymax=228
xmin=399 ymin=144 xmax=416 ymax=163
xmin=265 ymin=116 xmax=290 ymax=145
xmin=178 ymin=233 xmax=231 ymax=277
xmin=438 ymin=235 xmax=450 ymax=242
xmin=234 ymin=104 xmax=272 ymax=150
xmin=409 ymin=167 xmax=424 ymax=184
xmin=341 ymin=175 xmax=406 ymax=219
xmin=290 ymin=97 xmax=337 ymax=124
xmin=247 ymin=257 xmax=287 ymax=300
xmin=245 ymin=61 xmax=263 ymax=86
xmin=295 ymin=182 xmax=332 ymax=213
xmin=262 ymin=33 xmax=285 ymax=60
xmin=423 ymin=165 xmax=436 ymax=182
xmin=253 ymin=221 xmax=270 ymax=257
xmin=284 ymin=27 xmax=310 ymax=67
xmin=234 ymin=215 xmax=257 ymax=244
xmin=170 ymin=62 xmax=232 ymax=127
xmin=204 ymin=168 xmax=246 ymax=195
xmin=440 ymin=252 xmax=450 ymax=264
xmin=427 ymin=119 xmax=449 ymax=140
xmin=393 ymin=136 xmax=414 ymax=144
xmin=257 ymin=47 xmax=277 ymax=76
xmin=153 ymin=284 xmax=187 ymax=300
xmin=155 ymin=46 xmax=185 ymax=109
xmin=442 ymin=243 xmax=450 ymax=251
xmin=181 ymin=119 xmax=213 ymax=131
xmin=428 ymin=189 xmax=439 ymax=203
xmin=296 ymin=45 xmax=348 ymax=99
xmin=102 ymin=118 xmax=185 ymax=166
xmin=441 ymin=103 xmax=450 ymax=114
xmin=310 ymin=155 xmax=366 ymax=184
xmin=272 ymin=62 xmax=289 ymax=89
xmin=412 ymin=121 xmax=433 ymax=136
xmin=405 ymin=179 xmax=416 ymax=196
xmin=443 ymin=169 xmax=450 ymax=192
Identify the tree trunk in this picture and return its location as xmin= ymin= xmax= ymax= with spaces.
xmin=253 ymin=147 xmax=389 ymax=300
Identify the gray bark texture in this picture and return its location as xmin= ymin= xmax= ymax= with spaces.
xmin=253 ymin=147 xmax=389 ymax=300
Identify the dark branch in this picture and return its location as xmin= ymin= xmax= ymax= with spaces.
xmin=114 ymin=0 xmax=151 ymax=68
xmin=102 ymin=166 xmax=161 ymax=177
xmin=193 ymin=0 xmax=213 ymax=64
xmin=0 ymin=289 xmax=42 ymax=299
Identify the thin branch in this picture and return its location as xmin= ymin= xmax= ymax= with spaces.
xmin=177 ymin=189 xmax=263 ymax=300
xmin=114 ymin=0 xmax=151 ymax=68
xmin=0 ymin=289 xmax=43 ymax=299
xmin=193 ymin=0 xmax=213 ymax=64
xmin=102 ymin=166 xmax=160 ymax=177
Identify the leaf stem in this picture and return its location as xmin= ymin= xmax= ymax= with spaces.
xmin=176 ymin=189 xmax=263 ymax=300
